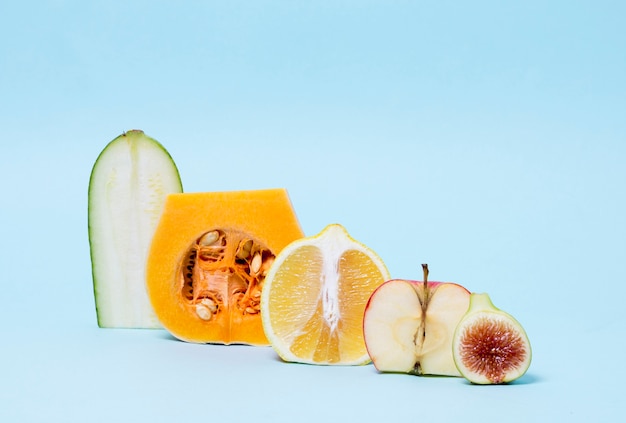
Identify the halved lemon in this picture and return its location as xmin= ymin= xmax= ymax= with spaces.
xmin=260 ymin=224 xmax=391 ymax=365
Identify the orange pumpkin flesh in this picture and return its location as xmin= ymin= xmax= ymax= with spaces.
xmin=146 ymin=188 xmax=304 ymax=345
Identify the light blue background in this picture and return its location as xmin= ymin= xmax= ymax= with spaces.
xmin=1 ymin=1 xmax=624 ymax=421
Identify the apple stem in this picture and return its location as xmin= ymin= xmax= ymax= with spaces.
xmin=422 ymin=263 xmax=429 ymax=290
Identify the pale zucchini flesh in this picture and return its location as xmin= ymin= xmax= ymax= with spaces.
xmin=88 ymin=130 xmax=183 ymax=328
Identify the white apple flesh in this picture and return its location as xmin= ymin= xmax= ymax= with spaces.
xmin=363 ymin=265 xmax=470 ymax=376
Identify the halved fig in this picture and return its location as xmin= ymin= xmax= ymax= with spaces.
xmin=452 ymin=293 xmax=532 ymax=384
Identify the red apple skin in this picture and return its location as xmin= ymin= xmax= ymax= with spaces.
xmin=363 ymin=278 xmax=471 ymax=376
xmin=364 ymin=278 xmax=468 ymax=316
xmin=398 ymin=279 xmax=466 ymax=291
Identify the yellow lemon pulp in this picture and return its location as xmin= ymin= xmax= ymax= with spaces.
xmin=260 ymin=224 xmax=390 ymax=365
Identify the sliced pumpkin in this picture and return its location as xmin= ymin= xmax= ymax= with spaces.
xmin=146 ymin=188 xmax=304 ymax=345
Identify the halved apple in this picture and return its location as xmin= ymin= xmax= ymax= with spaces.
xmin=363 ymin=265 xmax=470 ymax=376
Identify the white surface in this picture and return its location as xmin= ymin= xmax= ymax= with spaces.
xmin=1 ymin=1 xmax=624 ymax=422
xmin=2 ymin=326 xmax=617 ymax=422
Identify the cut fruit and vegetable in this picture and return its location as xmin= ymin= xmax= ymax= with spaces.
xmin=363 ymin=264 xmax=471 ymax=376
xmin=260 ymin=224 xmax=390 ymax=365
xmin=146 ymin=189 xmax=303 ymax=345
xmin=88 ymin=130 xmax=183 ymax=328
xmin=452 ymin=293 xmax=532 ymax=384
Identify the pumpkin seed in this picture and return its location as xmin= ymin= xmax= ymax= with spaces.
xmin=195 ymin=303 xmax=213 ymax=321
xmin=181 ymin=228 xmax=276 ymax=318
